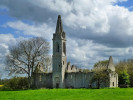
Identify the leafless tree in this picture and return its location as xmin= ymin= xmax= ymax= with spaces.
xmin=43 ymin=56 xmax=52 ymax=72
xmin=5 ymin=37 xmax=50 ymax=83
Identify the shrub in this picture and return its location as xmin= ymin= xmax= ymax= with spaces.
xmin=119 ymin=70 xmax=130 ymax=88
xmin=1 ymin=77 xmax=29 ymax=90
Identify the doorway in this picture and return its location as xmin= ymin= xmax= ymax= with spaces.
xmin=56 ymin=83 xmax=59 ymax=88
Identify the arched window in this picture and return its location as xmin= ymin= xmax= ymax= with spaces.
xmin=56 ymin=42 xmax=59 ymax=52
xmin=63 ymin=61 xmax=64 ymax=65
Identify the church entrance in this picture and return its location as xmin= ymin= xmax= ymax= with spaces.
xmin=56 ymin=83 xmax=59 ymax=88
xmin=55 ymin=77 xmax=59 ymax=88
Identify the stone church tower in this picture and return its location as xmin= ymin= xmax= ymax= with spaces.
xmin=52 ymin=15 xmax=67 ymax=88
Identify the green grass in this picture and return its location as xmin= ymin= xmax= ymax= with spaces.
xmin=0 ymin=88 xmax=133 ymax=100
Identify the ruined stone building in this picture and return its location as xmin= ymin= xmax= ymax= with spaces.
xmin=32 ymin=15 xmax=118 ymax=88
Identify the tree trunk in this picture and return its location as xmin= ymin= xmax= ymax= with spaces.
xmin=27 ymin=73 xmax=31 ymax=88
xmin=97 ymin=80 xmax=100 ymax=89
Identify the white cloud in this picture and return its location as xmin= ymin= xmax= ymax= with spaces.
xmin=67 ymin=37 xmax=133 ymax=68
xmin=0 ymin=34 xmax=16 ymax=57
xmin=119 ymin=0 xmax=128 ymax=2
xmin=64 ymin=0 xmax=133 ymax=35
xmin=1 ymin=0 xmax=133 ymax=73
xmin=1 ymin=0 xmax=133 ymax=35
xmin=0 ymin=34 xmax=16 ymax=44
xmin=5 ymin=21 xmax=55 ymax=40
xmin=27 ymin=0 xmax=133 ymax=36
xmin=0 ymin=34 xmax=16 ymax=59
xmin=0 ymin=34 xmax=17 ymax=78
xmin=28 ymin=0 xmax=72 ymax=14
xmin=1 ymin=0 xmax=132 ymax=31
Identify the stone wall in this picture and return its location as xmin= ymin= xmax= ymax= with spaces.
xmin=32 ymin=71 xmax=118 ymax=89
xmin=109 ymin=71 xmax=118 ymax=87
xmin=65 ymin=72 xmax=94 ymax=88
xmin=66 ymin=62 xmax=79 ymax=73
xmin=64 ymin=72 xmax=116 ymax=88
xmin=32 ymin=73 xmax=52 ymax=88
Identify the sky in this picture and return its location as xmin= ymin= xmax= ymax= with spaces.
xmin=0 ymin=0 xmax=133 ymax=78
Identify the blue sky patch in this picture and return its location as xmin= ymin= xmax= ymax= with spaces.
xmin=116 ymin=0 xmax=133 ymax=11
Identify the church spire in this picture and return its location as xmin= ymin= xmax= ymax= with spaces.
xmin=108 ymin=56 xmax=113 ymax=65
xmin=55 ymin=15 xmax=63 ymax=34
xmin=107 ymin=56 xmax=115 ymax=71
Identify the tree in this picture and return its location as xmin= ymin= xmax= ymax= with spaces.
xmin=94 ymin=60 xmax=109 ymax=68
xmin=115 ymin=62 xmax=128 ymax=74
xmin=91 ymin=60 xmax=109 ymax=88
xmin=127 ymin=66 xmax=133 ymax=87
xmin=43 ymin=55 xmax=52 ymax=73
xmin=5 ymin=37 xmax=50 ymax=85
xmin=91 ymin=68 xmax=109 ymax=88
xmin=119 ymin=70 xmax=130 ymax=87
xmin=115 ymin=59 xmax=133 ymax=87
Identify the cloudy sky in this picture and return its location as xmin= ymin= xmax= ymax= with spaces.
xmin=0 ymin=0 xmax=133 ymax=78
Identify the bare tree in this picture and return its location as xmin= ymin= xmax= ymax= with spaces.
xmin=5 ymin=37 xmax=50 ymax=83
xmin=43 ymin=55 xmax=52 ymax=72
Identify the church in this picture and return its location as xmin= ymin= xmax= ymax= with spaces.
xmin=32 ymin=15 xmax=118 ymax=88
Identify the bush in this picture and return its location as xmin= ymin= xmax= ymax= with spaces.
xmin=17 ymin=77 xmax=29 ymax=89
xmin=0 ymin=77 xmax=29 ymax=91
xmin=119 ymin=70 xmax=130 ymax=88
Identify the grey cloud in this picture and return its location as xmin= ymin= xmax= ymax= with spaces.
xmin=0 ymin=0 xmax=57 ymax=23
xmin=65 ymin=25 xmax=133 ymax=48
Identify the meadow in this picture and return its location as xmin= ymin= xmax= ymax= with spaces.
xmin=0 ymin=88 xmax=133 ymax=100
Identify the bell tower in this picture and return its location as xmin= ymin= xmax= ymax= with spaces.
xmin=52 ymin=15 xmax=67 ymax=88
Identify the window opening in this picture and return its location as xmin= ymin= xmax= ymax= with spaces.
xmin=113 ymin=82 xmax=114 ymax=86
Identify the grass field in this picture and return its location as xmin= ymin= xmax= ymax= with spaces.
xmin=0 ymin=88 xmax=133 ymax=100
